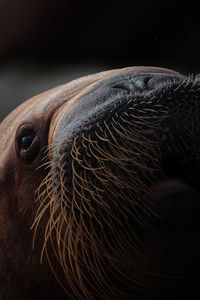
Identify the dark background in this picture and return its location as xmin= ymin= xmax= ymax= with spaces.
xmin=0 ymin=0 xmax=199 ymax=121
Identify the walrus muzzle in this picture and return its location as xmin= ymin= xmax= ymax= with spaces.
xmin=0 ymin=67 xmax=200 ymax=299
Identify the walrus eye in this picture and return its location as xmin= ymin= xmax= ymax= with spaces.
xmin=21 ymin=135 xmax=35 ymax=150
xmin=16 ymin=124 xmax=41 ymax=164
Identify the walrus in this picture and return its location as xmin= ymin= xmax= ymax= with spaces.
xmin=0 ymin=66 xmax=200 ymax=300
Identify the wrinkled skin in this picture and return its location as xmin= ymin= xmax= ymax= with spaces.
xmin=0 ymin=66 xmax=200 ymax=300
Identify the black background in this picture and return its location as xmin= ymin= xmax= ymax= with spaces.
xmin=0 ymin=0 xmax=199 ymax=121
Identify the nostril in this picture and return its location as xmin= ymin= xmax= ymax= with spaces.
xmin=133 ymin=76 xmax=152 ymax=91
xmin=112 ymin=75 xmax=152 ymax=93
xmin=111 ymin=81 xmax=134 ymax=91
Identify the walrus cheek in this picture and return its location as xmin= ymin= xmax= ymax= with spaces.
xmin=0 ymin=149 xmax=18 ymax=230
xmin=13 ymin=164 xmax=50 ymax=218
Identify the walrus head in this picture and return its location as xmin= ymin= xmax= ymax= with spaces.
xmin=0 ymin=66 xmax=200 ymax=299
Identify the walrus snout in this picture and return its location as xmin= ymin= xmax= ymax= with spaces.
xmin=51 ymin=71 xmax=187 ymax=147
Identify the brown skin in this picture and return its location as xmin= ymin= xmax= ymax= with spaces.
xmin=1 ymin=66 xmax=199 ymax=300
